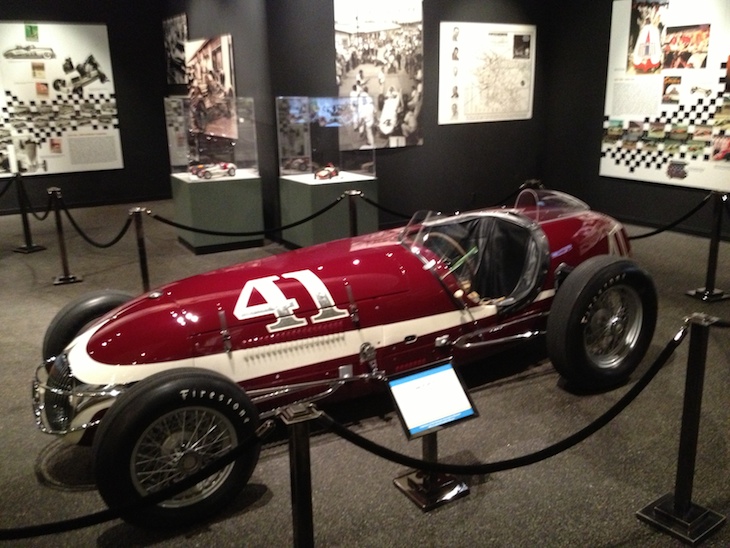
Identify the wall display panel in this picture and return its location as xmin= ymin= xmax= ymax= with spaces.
xmin=0 ymin=21 xmax=123 ymax=176
xmin=164 ymin=95 xmax=187 ymax=170
xmin=333 ymin=0 xmax=423 ymax=148
xmin=438 ymin=22 xmax=536 ymax=125
xmin=601 ymin=0 xmax=730 ymax=192
xmin=163 ymin=13 xmax=188 ymax=85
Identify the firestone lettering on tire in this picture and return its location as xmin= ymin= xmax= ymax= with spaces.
xmin=178 ymin=388 xmax=250 ymax=419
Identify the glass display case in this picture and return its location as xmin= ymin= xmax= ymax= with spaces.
xmin=276 ymin=95 xmax=375 ymax=178
xmin=166 ymin=96 xmax=262 ymax=254
xmin=164 ymin=96 xmax=258 ymax=181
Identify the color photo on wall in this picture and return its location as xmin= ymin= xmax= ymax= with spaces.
xmin=601 ymin=0 xmax=730 ymax=192
xmin=334 ymin=0 xmax=423 ymax=149
xmin=0 ymin=21 xmax=122 ymax=177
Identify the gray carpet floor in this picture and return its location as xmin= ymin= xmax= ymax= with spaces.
xmin=1 ymin=199 xmax=729 ymax=547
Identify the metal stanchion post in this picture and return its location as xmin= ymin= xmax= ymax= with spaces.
xmin=278 ymin=403 xmax=321 ymax=548
xmin=393 ymin=430 xmax=469 ymax=511
xmin=346 ymin=189 xmax=361 ymax=237
xmin=13 ymin=173 xmax=45 ymax=254
xmin=48 ymin=187 xmax=82 ymax=285
xmin=130 ymin=207 xmax=150 ymax=292
xmin=687 ymin=192 xmax=728 ymax=302
xmin=637 ymin=313 xmax=725 ymax=544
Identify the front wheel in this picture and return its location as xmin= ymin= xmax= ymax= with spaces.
xmin=42 ymin=290 xmax=134 ymax=360
xmin=546 ymin=256 xmax=657 ymax=389
xmin=92 ymin=368 xmax=261 ymax=528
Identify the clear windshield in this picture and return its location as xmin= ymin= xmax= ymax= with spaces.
xmin=400 ymin=209 xmax=548 ymax=308
xmin=400 ymin=210 xmax=479 ymax=291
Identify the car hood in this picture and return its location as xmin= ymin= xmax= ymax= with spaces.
xmin=70 ymin=230 xmax=414 ymax=383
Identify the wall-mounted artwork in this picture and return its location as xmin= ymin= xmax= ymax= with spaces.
xmin=185 ymin=34 xmax=236 ymax=140
xmin=438 ymin=22 xmax=536 ymax=125
xmin=334 ymin=0 xmax=423 ymax=149
xmin=0 ymin=21 xmax=122 ymax=176
xmin=601 ymin=0 xmax=730 ymax=192
xmin=163 ymin=13 xmax=188 ymax=85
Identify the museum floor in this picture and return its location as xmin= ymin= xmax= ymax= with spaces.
xmin=1 ymin=199 xmax=729 ymax=547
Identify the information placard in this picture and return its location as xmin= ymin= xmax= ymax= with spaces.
xmin=387 ymin=360 xmax=478 ymax=439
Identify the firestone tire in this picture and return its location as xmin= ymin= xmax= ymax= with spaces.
xmin=92 ymin=368 xmax=261 ymax=528
xmin=42 ymin=290 xmax=134 ymax=360
xmin=546 ymin=255 xmax=657 ymax=389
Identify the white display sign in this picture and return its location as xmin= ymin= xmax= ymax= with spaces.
xmin=601 ymin=0 xmax=730 ymax=192
xmin=0 ymin=21 xmax=123 ymax=177
xmin=388 ymin=361 xmax=477 ymax=439
xmin=438 ymin=22 xmax=536 ymax=124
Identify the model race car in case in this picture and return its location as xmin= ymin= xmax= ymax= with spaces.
xmin=189 ymin=161 xmax=237 ymax=179
xmin=32 ymin=187 xmax=657 ymax=527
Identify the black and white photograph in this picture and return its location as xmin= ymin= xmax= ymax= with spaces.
xmin=186 ymin=34 xmax=237 ymax=140
xmin=163 ymin=13 xmax=187 ymax=85
xmin=334 ymin=0 xmax=423 ymax=149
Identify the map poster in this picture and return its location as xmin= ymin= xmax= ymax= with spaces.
xmin=601 ymin=0 xmax=730 ymax=192
xmin=438 ymin=22 xmax=536 ymax=125
xmin=0 ymin=22 xmax=122 ymax=177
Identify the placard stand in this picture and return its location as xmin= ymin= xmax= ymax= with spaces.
xmin=393 ymin=431 xmax=469 ymax=511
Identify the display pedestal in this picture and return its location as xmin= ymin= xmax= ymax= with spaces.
xmin=170 ymin=172 xmax=263 ymax=254
xmin=393 ymin=433 xmax=469 ymax=512
xmin=279 ymin=172 xmax=377 ymax=247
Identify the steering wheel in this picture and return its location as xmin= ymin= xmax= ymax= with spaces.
xmin=426 ymin=231 xmax=478 ymax=290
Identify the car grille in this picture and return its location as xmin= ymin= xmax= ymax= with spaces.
xmin=44 ymin=354 xmax=75 ymax=431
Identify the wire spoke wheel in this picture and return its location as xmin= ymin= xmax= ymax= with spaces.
xmin=131 ymin=407 xmax=237 ymax=507
xmin=583 ymin=286 xmax=643 ymax=369
xmin=547 ymin=255 xmax=657 ymax=388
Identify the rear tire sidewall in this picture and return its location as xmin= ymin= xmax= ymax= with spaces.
xmin=92 ymin=368 xmax=261 ymax=528
xmin=547 ymin=256 xmax=657 ymax=388
xmin=42 ymin=290 xmax=134 ymax=360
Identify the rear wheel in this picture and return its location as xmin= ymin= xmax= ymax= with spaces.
xmin=547 ymin=256 xmax=657 ymax=389
xmin=92 ymin=368 xmax=261 ymax=528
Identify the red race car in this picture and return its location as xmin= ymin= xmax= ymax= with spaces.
xmin=33 ymin=187 xmax=656 ymax=527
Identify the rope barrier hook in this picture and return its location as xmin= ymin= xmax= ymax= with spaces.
xmin=48 ymin=187 xmax=82 ymax=286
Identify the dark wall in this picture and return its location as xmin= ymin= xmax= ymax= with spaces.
xmin=0 ymin=0 xmax=170 ymax=214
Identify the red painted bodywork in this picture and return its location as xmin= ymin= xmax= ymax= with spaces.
xmin=81 ymin=194 xmax=629 ymax=403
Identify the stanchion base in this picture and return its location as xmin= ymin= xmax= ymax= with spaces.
xmin=685 ymin=287 xmax=730 ymax=302
xmin=393 ymin=470 xmax=469 ymax=512
xmin=13 ymin=244 xmax=46 ymax=254
xmin=637 ymin=493 xmax=726 ymax=545
xmin=53 ymin=274 xmax=83 ymax=286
